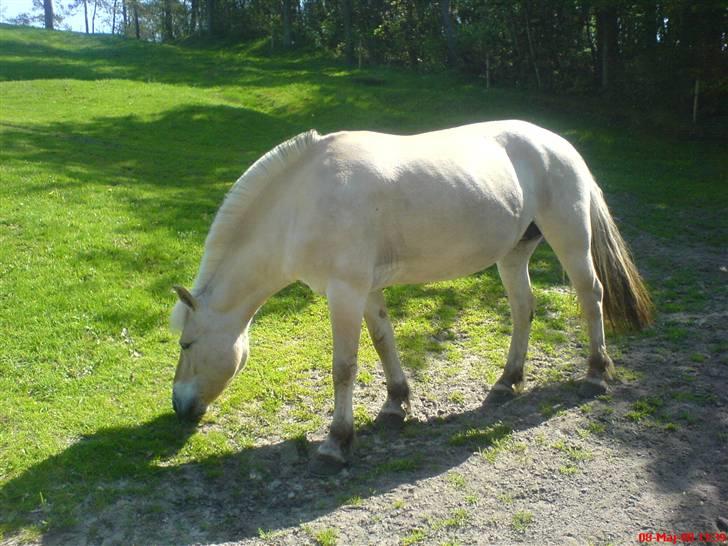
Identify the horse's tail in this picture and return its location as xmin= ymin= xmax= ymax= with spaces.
xmin=589 ymin=182 xmax=653 ymax=332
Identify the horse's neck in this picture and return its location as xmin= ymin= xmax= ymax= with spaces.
xmin=203 ymin=168 xmax=298 ymax=326
xmin=205 ymin=224 xmax=290 ymax=326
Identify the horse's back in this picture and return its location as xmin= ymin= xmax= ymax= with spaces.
xmin=287 ymin=122 xmax=559 ymax=290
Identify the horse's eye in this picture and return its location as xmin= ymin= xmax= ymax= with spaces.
xmin=180 ymin=341 xmax=194 ymax=350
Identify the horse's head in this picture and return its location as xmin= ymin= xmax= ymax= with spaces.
xmin=170 ymin=286 xmax=249 ymax=422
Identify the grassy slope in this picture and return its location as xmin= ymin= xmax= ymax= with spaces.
xmin=0 ymin=24 xmax=725 ymax=540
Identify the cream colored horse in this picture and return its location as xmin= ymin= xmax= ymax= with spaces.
xmin=171 ymin=121 xmax=652 ymax=473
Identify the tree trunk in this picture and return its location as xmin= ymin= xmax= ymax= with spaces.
xmin=91 ymin=0 xmax=97 ymax=34
xmin=692 ymin=79 xmax=699 ymax=124
xmin=163 ymin=0 xmax=173 ymax=40
xmin=206 ymin=0 xmax=216 ymax=35
xmin=190 ymin=0 xmax=198 ymax=34
xmin=440 ymin=0 xmax=457 ymax=66
xmin=122 ymin=0 xmax=128 ymax=35
xmin=342 ymin=0 xmax=354 ymax=66
xmin=43 ymin=0 xmax=54 ymax=29
xmin=404 ymin=0 xmax=418 ymax=67
xmin=486 ymin=54 xmax=490 ymax=89
xmin=596 ymin=5 xmax=618 ymax=90
xmin=643 ymin=0 xmax=657 ymax=50
xmin=83 ymin=0 xmax=89 ymax=34
xmin=523 ymin=0 xmax=541 ymax=89
xmin=282 ymin=0 xmax=292 ymax=48
xmin=112 ymin=0 xmax=117 ymax=33
xmin=582 ymin=2 xmax=598 ymax=85
xmin=134 ymin=1 xmax=140 ymax=39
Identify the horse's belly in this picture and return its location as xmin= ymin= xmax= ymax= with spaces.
xmin=376 ymin=250 xmax=498 ymax=288
xmin=373 ymin=209 xmax=521 ymax=288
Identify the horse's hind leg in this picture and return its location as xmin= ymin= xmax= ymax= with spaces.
xmin=490 ymin=233 xmax=542 ymax=400
xmin=364 ymin=290 xmax=410 ymax=426
xmin=557 ymin=246 xmax=615 ymax=395
xmin=537 ymin=216 xmax=615 ymax=396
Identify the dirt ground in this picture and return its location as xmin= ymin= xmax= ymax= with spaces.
xmin=33 ymin=223 xmax=728 ymax=546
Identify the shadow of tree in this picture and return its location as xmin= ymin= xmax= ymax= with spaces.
xmin=0 ymin=29 xmax=337 ymax=88
xmin=0 ymin=26 xmax=475 ymax=111
xmin=1 ymin=104 xmax=297 ymax=193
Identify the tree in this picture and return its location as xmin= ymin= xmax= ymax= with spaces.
xmin=43 ymin=0 xmax=54 ymax=29
xmin=83 ymin=0 xmax=89 ymax=33
xmin=91 ymin=0 xmax=98 ymax=33
xmin=282 ymin=0 xmax=292 ymax=47
xmin=163 ymin=0 xmax=173 ymax=39
xmin=440 ymin=0 xmax=457 ymax=66
xmin=596 ymin=2 xmax=619 ymax=90
xmin=133 ymin=0 xmax=140 ymax=38
xmin=30 ymin=0 xmax=720 ymax=129
xmin=342 ymin=0 xmax=354 ymax=65
xmin=189 ymin=0 xmax=199 ymax=34
xmin=206 ymin=0 xmax=216 ymax=35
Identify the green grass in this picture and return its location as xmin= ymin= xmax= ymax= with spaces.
xmin=431 ymin=508 xmax=470 ymax=530
xmin=464 ymin=494 xmax=479 ymax=505
xmin=497 ymin=492 xmax=514 ymax=505
xmin=446 ymin=471 xmax=466 ymax=490
xmin=0 ymin=23 xmax=726 ymax=542
xmin=398 ymin=508 xmax=471 ymax=546
xmin=551 ymin=440 xmax=593 ymax=463
xmin=313 ymin=527 xmax=339 ymax=546
xmin=625 ymin=397 xmax=664 ymax=422
xmin=401 ymin=528 xmax=427 ymax=545
xmin=448 ymin=422 xmax=521 ymax=465
xmin=558 ymin=464 xmax=579 ymax=475
xmin=511 ymin=510 xmax=534 ymax=533
xmin=344 ymin=494 xmax=363 ymax=507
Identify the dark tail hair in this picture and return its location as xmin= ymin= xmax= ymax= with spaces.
xmin=590 ymin=183 xmax=654 ymax=331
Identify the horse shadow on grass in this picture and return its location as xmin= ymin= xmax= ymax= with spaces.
xmin=0 ymin=381 xmax=588 ymax=544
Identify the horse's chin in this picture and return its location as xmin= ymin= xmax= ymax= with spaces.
xmin=173 ymin=384 xmax=209 ymax=423
xmin=175 ymin=402 xmax=207 ymax=424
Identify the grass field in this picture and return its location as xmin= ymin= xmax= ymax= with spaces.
xmin=0 ymin=24 xmax=726 ymax=542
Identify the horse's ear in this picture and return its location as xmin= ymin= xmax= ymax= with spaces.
xmin=173 ymin=285 xmax=197 ymax=311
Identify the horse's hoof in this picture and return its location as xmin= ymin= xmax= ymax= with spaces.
xmin=308 ymin=453 xmax=348 ymax=477
xmin=485 ymin=387 xmax=515 ymax=405
xmin=579 ymin=378 xmax=608 ymax=398
xmin=375 ymin=411 xmax=405 ymax=430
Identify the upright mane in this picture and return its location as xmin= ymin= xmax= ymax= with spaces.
xmin=197 ymin=129 xmax=320 ymax=290
xmin=172 ymin=129 xmax=320 ymax=329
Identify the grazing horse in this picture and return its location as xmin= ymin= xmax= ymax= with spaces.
xmin=170 ymin=121 xmax=652 ymax=473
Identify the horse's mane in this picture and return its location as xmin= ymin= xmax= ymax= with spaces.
xmin=171 ymin=129 xmax=320 ymax=330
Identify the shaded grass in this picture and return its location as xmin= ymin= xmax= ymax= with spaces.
xmin=0 ymin=24 xmax=726 ymax=541
xmin=449 ymin=422 xmax=512 ymax=448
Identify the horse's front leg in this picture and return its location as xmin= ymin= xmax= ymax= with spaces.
xmin=311 ymin=279 xmax=368 ymax=475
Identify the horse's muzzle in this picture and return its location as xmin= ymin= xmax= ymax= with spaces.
xmin=172 ymin=392 xmax=205 ymax=422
